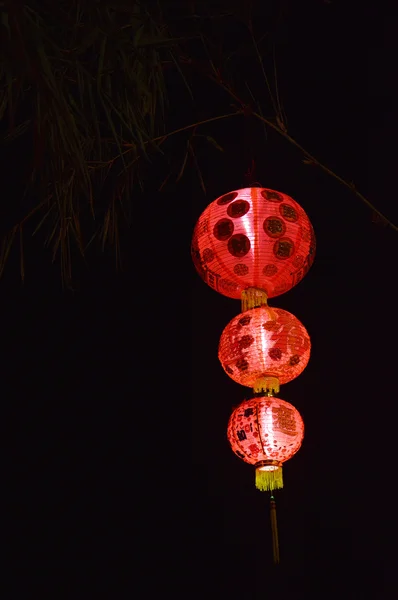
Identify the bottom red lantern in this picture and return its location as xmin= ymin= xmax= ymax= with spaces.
xmin=227 ymin=395 xmax=304 ymax=491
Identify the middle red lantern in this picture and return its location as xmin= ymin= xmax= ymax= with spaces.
xmin=218 ymin=305 xmax=311 ymax=388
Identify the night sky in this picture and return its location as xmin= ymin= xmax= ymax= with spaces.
xmin=2 ymin=2 xmax=397 ymax=596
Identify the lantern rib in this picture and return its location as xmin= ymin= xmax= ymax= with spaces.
xmin=252 ymin=188 xmax=260 ymax=284
xmin=255 ymin=400 xmax=267 ymax=456
xmin=231 ymin=408 xmax=250 ymax=461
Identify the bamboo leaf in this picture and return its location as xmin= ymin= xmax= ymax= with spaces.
xmin=193 ymin=134 xmax=224 ymax=152
xmin=168 ymin=49 xmax=193 ymax=100
xmin=206 ymin=136 xmax=224 ymax=151
xmin=74 ymin=27 xmax=102 ymax=55
xmin=158 ymin=170 xmax=172 ymax=191
xmin=188 ymin=141 xmax=206 ymax=195
xmin=19 ymin=226 xmax=24 ymax=282
xmin=0 ymin=92 xmax=8 ymax=121
xmin=1 ymin=9 xmax=10 ymax=36
xmin=136 ymin=36 xmax=189 ymax=49
xmin=0 ymin=226 xmax=17 ymax=278
xmin=3 ymin=119 xmax=30 ymax=141
xmin=175 ymin=142 xmax=189 ymax=182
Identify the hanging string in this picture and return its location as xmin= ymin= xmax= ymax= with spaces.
xmin=270 ymin=493 xmax=280 ymax=564
xmin=245 ymin=158 xmax=258 ymax=187
xmin=243 ymin=105 xmax=262 ymax=188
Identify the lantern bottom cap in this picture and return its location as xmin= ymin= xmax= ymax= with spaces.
xmin=258 ymin=464 xmax=279 ymax=472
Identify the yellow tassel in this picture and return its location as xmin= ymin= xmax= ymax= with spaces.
xmin=241 ymin=287 xmax=268 ymax=312
xmin=255 ymin=463 xmax=283 ymax=491
xmin=253 ymin=376 xmax=280 ymax=396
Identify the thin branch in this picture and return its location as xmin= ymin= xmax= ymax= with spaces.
xmin=252 ymin=111 xmax=398 ymax=232
xmin=197 ymin=66 xmax=397 ymax=232
xmin=88 ymin=111 xmax=242 ymax=169
xmin=247 ymin=22 xmax=278 ymax=118
xmin=150 ymin=111 xmax=243 ymax=144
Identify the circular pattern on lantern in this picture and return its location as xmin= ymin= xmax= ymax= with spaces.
xmin=263 ymin=216 xmax=286 ymax=238
xmin=263 ymin=264 xmax=278 ymax=277
xmin=191 ymin=187 xmax=316 ymax=299
xmin=227 ymin=396 xmax=304 ymax=466
xmin=218 ymin=305 xmax=311 ymax=387
xmin=261 ymin=190 xmax=283 ymax=202
xmin=228 ymin=234 xmax=251 ymax=257
xmin=234 ymin=263 xmax=249 ymax=276
xmin=213 ymin=219 xmax=234 ymax=241
xmin=273 ymin=238 xmax=294 ymax=259
xmin=293 ymin=255 xmax=304 ymax=268
xmin=217 ymin=191 xmax=238 ymax=205
xmin=228 ymin=200 xmax=250 ymax=218
xmin=280 ymin=203 xmax=298 ymax=222
xmin=202 ymin=248 xmax=214 ymax=263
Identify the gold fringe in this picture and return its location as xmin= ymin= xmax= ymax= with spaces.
xmin=253 ymin=376 xmax=280 ymax=396
xmin=241 ymin=288 xmax=268 ymax=312
xmin=255 ymin=465 xmax=283 ymax=492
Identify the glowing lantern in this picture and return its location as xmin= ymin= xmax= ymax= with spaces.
xmin=227 ymin=395 xmax=304 ymax=492
xmin=191 ymin=187 xmax=315 ymax=300
xmin=218 ymin=305 xmax=310 ymax=389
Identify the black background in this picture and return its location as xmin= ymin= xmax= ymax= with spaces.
xmin=2 ymin=1 xmax=397 ymax=596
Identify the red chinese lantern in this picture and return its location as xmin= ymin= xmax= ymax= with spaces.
xmin=227 ymin=395 xmax=304 ymax=492
xmin=191 ymin=187 xmax=315 ymax=300
xmin=218 ymin=305 xmax=311 ymax=389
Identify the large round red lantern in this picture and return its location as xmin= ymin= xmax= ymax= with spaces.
xmin=191 ymin=187 xmax=315 ymax=300
xmin=227 ymin=395 xmax=304 ymax=491
xmin=218 ymin=305 xmax=311 ymax=388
